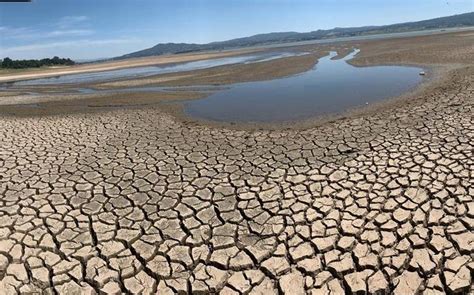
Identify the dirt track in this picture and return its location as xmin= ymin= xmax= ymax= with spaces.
xmin=0 ymin=31 xmax=473 ymax=294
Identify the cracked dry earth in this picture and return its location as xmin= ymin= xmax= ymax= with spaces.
xmin=0 ymin=69 xmax=473 ymax=295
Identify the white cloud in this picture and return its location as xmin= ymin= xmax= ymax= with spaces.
xmin=47 ymin=29 xmax=94 ymax=37
xmin=0 ymin=15 xmax=94 ymax=41
xmin=57 ymin=15 xmax=89 ymax=28
xmin=0 ymin=27 xmax=95 ymax=40
xmin=1 ymin=38 xmax=140 ymax=55
xmin=0 ymin=26 xmax=37 ymax=39
xmin=0 ymin=15 xmax=144 ymax=59
xmin=60 ymin=15 xmax=89 ymax=22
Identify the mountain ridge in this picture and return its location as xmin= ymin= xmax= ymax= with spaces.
xmin=116 ymin=12 xmax=474 ymax=60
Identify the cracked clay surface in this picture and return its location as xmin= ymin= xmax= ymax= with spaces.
xmin=0 ymin=68 xmax=473 ymax=293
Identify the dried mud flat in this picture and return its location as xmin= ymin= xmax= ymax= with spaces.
xmin=0 ymin=49 xmax=261 ymax=84
xmin=0 ymin=31 xmax=473 ymax=294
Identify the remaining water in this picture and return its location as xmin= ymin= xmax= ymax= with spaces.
xmin=11 ymin=52 xmax=306 ymax=86
xmin=184 ymin=49 xmax=424 ymax=123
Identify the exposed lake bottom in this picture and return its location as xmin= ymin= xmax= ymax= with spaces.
xmin=9 ymin=51 xmax=307 ymax=86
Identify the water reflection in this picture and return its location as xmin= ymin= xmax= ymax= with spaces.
xmin=184 ymin=49 xmax=424 ymax=122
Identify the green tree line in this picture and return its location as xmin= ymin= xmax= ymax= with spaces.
xmin=0 ymin=56 xmax=75 ymax=69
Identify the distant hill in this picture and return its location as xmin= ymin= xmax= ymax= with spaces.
xmin=117 ymin=12 xmax=474 ymax=59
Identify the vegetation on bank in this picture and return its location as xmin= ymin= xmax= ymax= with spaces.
xmin=0 ymin=56 xmax=75 ymax=69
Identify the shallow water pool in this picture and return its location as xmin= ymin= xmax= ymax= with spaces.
xmin=184 ymin=49 xmax=424 ymax=123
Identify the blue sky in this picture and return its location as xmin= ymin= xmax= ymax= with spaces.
xmin=0 ymin=0 xmax=472 ymax=60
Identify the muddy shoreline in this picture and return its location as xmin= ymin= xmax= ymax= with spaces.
xmin=0 ymin=55 xmax=451 ymax=131
xmin=0 ymin=30 xmax=472 ymax=131
xmin=0 ymin=48 xmax=263 ymax=83
xmin=161 ymin=64 xmax=445 ymax=131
